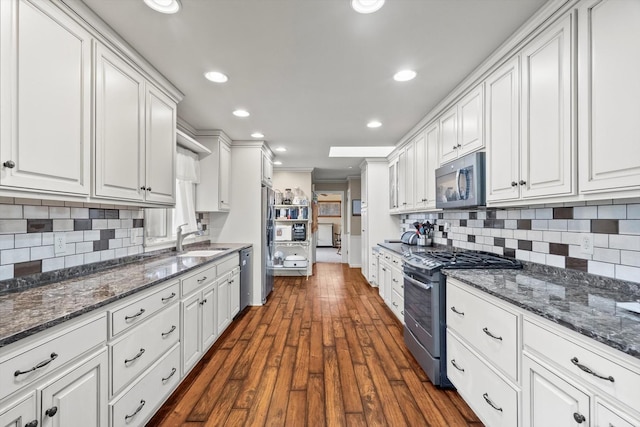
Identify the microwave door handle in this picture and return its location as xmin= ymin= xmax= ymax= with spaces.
xmin=403 ymin=274 xmax=433 ymax=291
xmin=457 ymin=168 xmax=470 ymax=201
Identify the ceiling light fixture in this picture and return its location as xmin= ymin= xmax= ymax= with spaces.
xmin=275 ymin=147 xmax=287 ymax=152
xmin=394 ymin=69 xmax=417 ymax=82
xmin=233 ymin=109 xmax=250 ymax=118
xmin=273 ymin=161 xmax=283 ymax=165
xmin=351 ymin=0 xmax=385 ymax=14
xmin=251 ymin=132 xmax=264 ymax=138
xmin=204 ymin=71 xmax=228 ymax=83
xmin=367 ymin=120 xmax=382 ymax=128
xmin=143 ymin=0 xmax=181 ymax=14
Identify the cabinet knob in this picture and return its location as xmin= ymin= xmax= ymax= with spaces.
xmin=25 ymin=421 xmax=38 ymax=427
xmin=147 ymin=187 xmax=151 ymax=191
xmin=511 ymin=181 xmax=518 ymax=187
xmin=452 ymin=145 xmax=457 ymax=150
xmin=2 ymin=160 xmax=15 ymax=168
xmin=200 ymin=299 xmax=208 ymax=305
xmin=140 ymin=186 xmax=146 ymax=190
xmin=45 ymin=406 xmax=58 ymax=417
xmin=573 ymin=412 xmax=586 ymax=424
xmin=518 ymin=180 xmax=526 ymax=186
xmin=457 ymin=143 xmax=461 ymax=148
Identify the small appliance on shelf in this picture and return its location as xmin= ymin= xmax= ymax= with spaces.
xmin=284 ymin=255 xmax=308 ymax=268
xmin=292 ymin=223 xmax=306 ymax=241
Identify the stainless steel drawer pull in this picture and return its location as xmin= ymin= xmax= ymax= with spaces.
xmin=573 ymin=412 xmax=586 ymax=423
xmin=451 ymin=359 xmax=465 ymax=372
xmin=124 ymin=348 xmax=145 ymax=364
xmin=450 ymin=306 xmax=464 ymax=316
xmin=197 ymin=276 xmax=208 ymax=283
xmin=162 ymin=367 xmax=177 ymax=383
xmin=125 ymin=308 xmax=145 ymax=321
xmin=482 ymin=327 xmax=502 ymax=341
xmin=125 ymin=400 xmax=146 ymax=421
xmin=14 ymin=352 xmax=58 ymax=377
xmin=482 ymin=393 xmax=503 ymax=412
xmin=162 ymin=325 xmax=177 ymax=337
xmin=161 ymin=292 xmax=176 ymax=302
xmin=570 ymin=357 xmax=614 ymax=382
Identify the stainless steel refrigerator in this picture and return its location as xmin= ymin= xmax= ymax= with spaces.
xmin=261 ymin=185 xmax=274 ymax=303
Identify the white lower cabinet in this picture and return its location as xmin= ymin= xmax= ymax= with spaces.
xmin=596 ymin=401 xmax=640 ymax=427
xmin=522 ymin=354 xmax=590 ymax=427
xmin=229 ymin=267 xmax=240 ymax=319
xmin=378 ymin=249 xmax=403 ymax=323
xmin=217 ymin=275 xmax=230 ymax=334
xmin=0 ymin=392 xmax=36 ymax=427
xmin=181 ymin=281 xmax=217 ymax=376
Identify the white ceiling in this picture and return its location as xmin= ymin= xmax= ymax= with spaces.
xmin=81 ymin=0 xmax=547 ymax=181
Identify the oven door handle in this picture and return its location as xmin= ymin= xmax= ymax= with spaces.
xmin=403 ymin=274 xmax=433 ymax=291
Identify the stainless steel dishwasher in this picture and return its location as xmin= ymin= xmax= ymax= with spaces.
xmin=239 ymin=247 xmax=253 ymax=313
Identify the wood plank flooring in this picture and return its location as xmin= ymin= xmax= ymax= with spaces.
xmin=149 ymin=263 xmax=484 ymax=427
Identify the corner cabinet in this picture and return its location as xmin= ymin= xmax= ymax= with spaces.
xmin=0 ymin=0 xmax=91 ymax=196
xmin=94 ymin=43 xmax=176 ymax=206
xmin=196 ymin=132 xmax=232 ymax=212
xmin=577 ymin=0 xmax=640 ymax=195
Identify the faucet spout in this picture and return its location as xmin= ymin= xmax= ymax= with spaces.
xmin=176 ymin=223 xmax=204 ymax=252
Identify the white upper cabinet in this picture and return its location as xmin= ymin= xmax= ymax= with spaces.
xmin=0 ymin=0 xmax=91 ymax=196
xmin=196 ymin=132 xmax=232 ymax=212
xmin=94 ymin=44 xmax=176 ymax=205
xmin=486 ymin=57 xmax=521 ymax=202
xmin=388 ymin=157 xmax=398 ymax=211
xmin=261 ymin=148 xmax=273 ymax=187
xmin=397 ymin=144 xmax=414 ymax=211
xmin=520 ymin=13 xmax=574 ymax=200
xmin=438 ymin=84 xmax=484 ymax=165
xmin=578 ymin=0 xmax=640 ymax=194
xmin=414 ymin=124 xmax=439 ymax=210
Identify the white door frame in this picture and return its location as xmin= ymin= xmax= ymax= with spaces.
xmin=313 ymin=190 xmax=346 ymax=263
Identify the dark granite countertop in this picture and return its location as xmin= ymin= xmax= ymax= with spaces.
xmin=0 ymin=243 xmax=251 ymax=348
xmin=377 ymin=241 xmax=640 ymax=360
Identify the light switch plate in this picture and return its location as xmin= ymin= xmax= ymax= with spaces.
xmin=54 ymin=233 xmax=66 ymax=255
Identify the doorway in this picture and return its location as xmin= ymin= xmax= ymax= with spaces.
xmin=314 ymin=191 xmax=344 ymax=263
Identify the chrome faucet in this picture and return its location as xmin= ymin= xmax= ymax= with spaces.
xmin=176 ymin=223 xmax=204 ymax=252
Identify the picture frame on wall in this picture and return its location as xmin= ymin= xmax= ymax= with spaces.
xmin=352 ymin=199 xmax=361 ymax=216
xmin=318 ymin=201 xmax=341 ymax=217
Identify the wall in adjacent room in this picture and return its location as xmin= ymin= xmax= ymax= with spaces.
xmin=400 ymin=199 xmax=640 ymax=283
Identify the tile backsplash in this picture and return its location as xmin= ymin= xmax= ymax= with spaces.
xmin=402 ymin=200 xmax=640 ymax=284
xmin=0 ymin=198 xmax=144 ymax=281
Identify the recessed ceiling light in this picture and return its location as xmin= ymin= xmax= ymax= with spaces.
xmin=273 ymin=161 xmax=283 ymax=165
xmin=143 ymin=0 xmax=181 ymax=14
xmin=251 ymin=132 xmax=264 ymax=138
xmin=275 ymin=147 xmax=287 ymax=152
xmin=204 ymin=71 xmax=228 ymax=83
xmin=367 ymin=120 xmax=382 ymax=128
xmin=394 ymin=69 xmax=417 ymax=82
xmin=351 ymin=0 xmax=385 ymax=14
xmin=233 ymin=109 xmax=250 ymax=118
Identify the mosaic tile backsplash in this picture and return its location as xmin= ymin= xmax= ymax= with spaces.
xmin=402 ymin=200 xmax=640 ymax=283
xmin=0 ymin=198 xmax=144 ymax=281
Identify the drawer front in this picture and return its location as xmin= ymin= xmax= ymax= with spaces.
xmin=447 ymin=331 xmax=518 ymax=427
xmin=216 ymin=254 xmax=239 ymax=277
xmin=0 ymin=315 xmax=106 ymax=401
xmin=111 ymin=304 xmax=179 ymax=395
xmin=524 ymin=320 xmax=640 ymax=412
xmin=380 ymin=250 xmax=392 ymax=263
xmin=391 ymin=290 xmax=404 ymax=323
xmin=596 ymin=402 xmax=638 ymax=427
xmin=181 ymin=264 xmax=216 ymax=296
xmin=390 ymin=254 xmax=402 ymax=269
xmin=110 ymin=343 xmax=181 ymax=427
xmin=447 ymin=282 xmax=518 ymax=381
xmin=391 ymin=267 xmax=403 ymax=295
xmin=110 ymin=281 xmax=179 ymax=337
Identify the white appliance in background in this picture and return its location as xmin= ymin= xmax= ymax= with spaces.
xmin=317 ymin=223 xmax=333 ymax=247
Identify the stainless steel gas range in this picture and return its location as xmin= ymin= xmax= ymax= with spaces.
xmin=402 ymin=249 xmax=522 ymax=388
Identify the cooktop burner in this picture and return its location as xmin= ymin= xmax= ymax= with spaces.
xmin=403 ymin=249 xmax=522 ymax=273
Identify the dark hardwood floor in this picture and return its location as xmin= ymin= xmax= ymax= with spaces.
xmin=149 ymin=263 xmax=484 ymax=426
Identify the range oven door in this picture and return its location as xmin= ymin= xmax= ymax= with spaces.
xmin=403 ymin=272 xmax=440 ymax=360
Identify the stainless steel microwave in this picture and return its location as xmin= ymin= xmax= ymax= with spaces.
xmin=435 ymin=151 xmax=486 ymax=209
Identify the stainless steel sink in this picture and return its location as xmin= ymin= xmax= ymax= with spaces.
xmin=177 ymin=249 xmax=228 ymax=257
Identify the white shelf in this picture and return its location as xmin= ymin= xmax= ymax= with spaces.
xmin=275 ymin=218 xmax=310 ymax=222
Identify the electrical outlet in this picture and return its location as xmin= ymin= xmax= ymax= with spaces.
xmin=54 ymin=233 xmax=66 ymax=255
xmin=580 ymin=234 xmax=594 ymax=255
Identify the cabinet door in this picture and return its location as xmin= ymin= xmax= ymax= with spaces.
xmin=458 ymin=84 xmax=484 ymax=155
xmin=261 ymin=150 xmax=273 ymax=186
xmin=523 ymin=355 xmax=590 ymax=427
xmin=425 ymin=123 xmax=439 ymax=208
xmin=217 ymin=277 xmax=230 ymax=335
xmin=0 ymin=393 xmax=36 ymax=427
xmin=521 ymin=14 xmax=574 ymax=199
xmin=414 ymin=132 xmax=427 ymax=209
xmin=595 ymin=402 xmax=638 ymax=427
xmin=94 ymin=44 xmax=145 ymax=201
xmin=202 ymin=283 xmax=218 ymax=350
xmin=360 ymin=164 xmax=368 ymax=207
xmin=0 ymin=0 xmax=91 ymax=195
xmin=439 ymin=106 xmax=458 ymax=164
xmin=397 ymin=150 xmax=407 ymax=210
xmin=578 ymin=0 xmax=640 ymax=193
xmin=388 ymin=159 xmax=398 ymax=211
xmin=486 ymin=56 xmax=521 ymax=202
xmin=40 ymin=350 xmax=108 ymax=427
xmin=181 ymin=292 xmax=202 ymax=374
xmin=145 ymin=85 xmax=176 ymax=205
xmin=404 ymin=143 xmax=415 ymax=210
xmin=218 ymin=142 xmax=231 ymax=210
xmin=229 ymin=271 xmax=240 ymax=318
